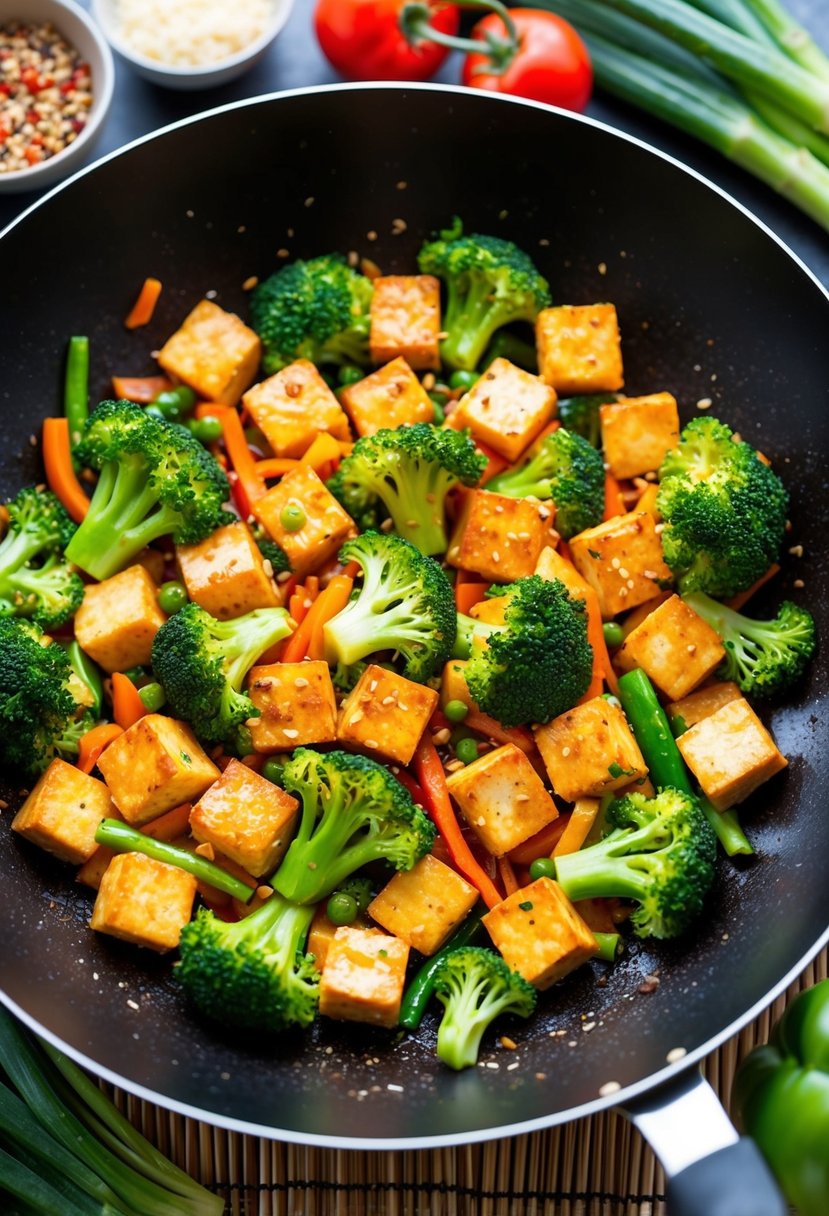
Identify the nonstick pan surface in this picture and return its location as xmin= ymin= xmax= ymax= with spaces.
xmin=0 ymin=84 xmax=827 ymax=1147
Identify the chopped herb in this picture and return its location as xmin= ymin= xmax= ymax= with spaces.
xmin=608 ymin=762 xmax=635 ymax=778
xmin=588 ymin=548 xmax=602 ymax=559
xmin=519 ymin=900 xmax=534 ymax=911
xmin=180 ymin=751 xmax=192 ymax=765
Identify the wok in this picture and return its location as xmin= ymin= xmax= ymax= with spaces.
xmin=1 ymin=84 xmax=827 ymax=1215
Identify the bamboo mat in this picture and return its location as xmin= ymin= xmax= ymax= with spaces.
xmin=110 ymin=949 xmax=827 ymax=1216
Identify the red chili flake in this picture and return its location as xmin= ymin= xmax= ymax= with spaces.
xmin=24 ymin=147 xmax=42 ymax=165
xmin=26 ymin=109 xmax=40 ymax=124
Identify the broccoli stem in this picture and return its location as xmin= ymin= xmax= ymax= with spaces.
xmin=274 ymin=802 xmax=385 ymax=905
xmin=436 ymin=980 xmax=504 ymax=1071
xmin=440 ymin=278 xmax=518 ymax=372
xmin=451 ymin=613 xmax=496 ymax=660
xmin=593 ymin=931 xmax=624 ymax=961
xmin=94 ymin=819 xmax=255 ymax=902
xmin=553 ymin=827 xmax=664 ymax=903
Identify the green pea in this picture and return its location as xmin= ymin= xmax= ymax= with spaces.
xmin=233 ymin=726 xmax=253 ymax=758
xmin=455 ymin=736 xmax=479 ymax=766
xmin=337 ymin=365 xmax=363 ymax=387
xmin=428 ymin=393 xmax=446 ymax=425
xmin=280 ymin=503 xmax=306 ymax=533
xmin=444 ymin=699 xmax=469 ymax=723
xmin=529 ymin=857 xmax=557 ymax=881
xmin=138 ymin=682 xmax=166 ymax=712
xmin=144 ymin=405 xmax=166 ymax=422
xmin=326 ymin=892 xmax=358 ymax=926
xmin=152 ymin=385 xmax=197 ymax=421
xmin=123 ymin=665 xmax=147 ymax=683
xmin=158 ymin=581 xmax=189 ymax=615
xmin=262 ymin=757 xmax=286 ymax=785
xmin=189 ymin=415 xmax=223 ymax=444
xmin=603 ymin=621 xmax=625 ymax=649
xmin=448 ymin=370 xmax=479 ymax=391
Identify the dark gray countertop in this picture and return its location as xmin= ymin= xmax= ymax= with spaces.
xmin=1 ymin=0 xmax=828 ymax=285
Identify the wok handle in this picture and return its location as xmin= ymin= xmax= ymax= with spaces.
xmin=623 ymin=1067 xmax=787 ymax=1216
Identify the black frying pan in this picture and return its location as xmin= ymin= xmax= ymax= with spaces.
xmin=1 ymin=84 xmax=827 ymax=1216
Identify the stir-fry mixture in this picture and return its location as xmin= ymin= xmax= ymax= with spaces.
xmin=1 ymin=221 xmax=815 ymax=1070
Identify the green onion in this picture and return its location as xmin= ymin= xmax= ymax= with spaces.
xmin=94 ymin=818 xmax=255 ymax=902
xmin=593 ymin=931 xmax=624 ymax=961
xmin=64 ymin=336 xmax=89 ymax=453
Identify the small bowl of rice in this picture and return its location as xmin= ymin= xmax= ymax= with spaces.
xmin=91 ymin=0 xmax=294 ymax=90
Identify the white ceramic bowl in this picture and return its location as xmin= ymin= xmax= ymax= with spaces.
xmin=0 ymin=0 xmax=114 ymax=194
xmin=91 ymin=0 xmax=295 ymax=91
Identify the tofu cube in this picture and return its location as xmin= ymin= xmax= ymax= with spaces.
xmin=482 ymin=877 xmax=597 ymax=990
xmin=614 ymin=594 xmax=726 ymax=701
xmin=339 ymin=357 xmax=434 ymax=438
xmin=97 ymin=714 xmax=220 ymax=826
xmin=534 ymin=697 xmax=648 ymax=803
xmin=247 ymin=660 xmax=337 ymax=753
xmin=369 ymin=276 xmax=442 ymax=370
xmin=242 ymin=360 xmax=351 ymax=458
xmin=676 ymin=697 xmax=787 ymax=810
xmin=176 ymin=520 xmax=280 ymax=620
xmin=452 ymin=358 xmax=557 ymax=462
xmin=189 ymin=758 xmax=299 ymax=876
xmin=667 ymin=681 xmax=742 ymax=730
xmin=536 ymin=304 xmax=624 ymax=395
xmin=319 ymin=927 xmax=410 ymax=1027
xmin=568 ymin=511 xmax=672 ymax=617
xmin=600 ymin=392 xmax=680 ymax=479
xmin=253 ymin=464 xmax=356 ymax=579
xmin=73 ymin=564 xmax=166 ymax=673
xmin=368 ymin=855 xmax=478 ymax=955
xmin=308 ymin=905 xmax=368 ymax=972
xmin=89 ymin=852 xmax=197 ymax=952
xmin=439 ymin=659 xmax=478 ymax=714
xmin=157 ymin=299 xmax=261 ymax=408
xmin=337 ymin=664 xmax=438 ymax=766
xmin=445 ymin=743 xmax=559 ymax=857
xmin=447 ymin=489 xmax=554 ymax=583
xmin=12 ymin=758 xmax=114 ymax=864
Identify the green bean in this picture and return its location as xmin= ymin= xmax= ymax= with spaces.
xmin=399 ymin=912 xmax=485 ymax=1030
xmin=94 ymin=819 xmax=254 ymax=902
xmin=64 ymin=336 xmax=89 ymax=452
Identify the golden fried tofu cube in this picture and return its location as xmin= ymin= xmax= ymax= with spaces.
xmin=308 ymin=905 xmax=368 ymax=972
xmin=337 ymin=664 xmax=438 ymax=766
xmin=534 ymin=697 xmax=648 ymax=803
xmin=446 ymin=743 xmax=559 ymax=857
xmin=253 ymin=464 xmax=356 ymax=579
xmin=242 ymin=360 xmax=351 ymax=458
xmin=369 ymin=276 xmax=442 ymax=370
xmin=368 ymin=855 xmax=478 ymax=956
xmin=157 ymin=299 xmax=260 ymax=408
xmin=447 ymin=489 xmax=554 ymax=583
xmin=12 ymin=758 xmax=114 ymax=865
xmin=676 ymin=697 xmax=787 ymax=811
xmin=176 ymin=521 xmax=280 ymax=620
xmin=452 ymin=358 xmax=557 ymax=462
xmin=73 ymin=564 xmax=166 ymax=673
xmin=482 ymin=877 xmax=597 ymax=990
xmin=568 ymin=511 xmax=672 ymax=617
xmin=614 ymin=594 xmax=725 ymax=701
xmin=439 ymin=659 xmax=478 ymax=714
xmin=667 ymin=681 xmax=742 ymax=730
xmin=319 ymin=927 xmax=410 ymax=1027
xmin=189 ymin=758 xmax=299 ymax=877
xmin=97 ymin=714 xmax=220 ymax=826
xmin=600 ymin=392 xmax=680 ymax=479
xmin=339 ymin=357 xmax=434 ymax=438
xmin=247 ymin=660 xmax=337 ymax=753
xmin=536 ymin=304 xmax=624 ymax=395
xmin=90 ymin=852 xmax=197 ymax=952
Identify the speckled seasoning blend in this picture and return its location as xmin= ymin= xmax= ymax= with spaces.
xmin=0 ymin=21 xmax=93 ymax=174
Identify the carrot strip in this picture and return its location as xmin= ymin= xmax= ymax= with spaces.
xmin=77 ymin=723 xmax=123 ymax=774
xmin=341 ymin=560 xmax=362 ymax=579
xmin=603 ymin=470 xmax=626 ymax=520
xmin=301 ymin=432 xmax=342 ymax=474
xmin=464 ymin=708 xmax=535 ymax=754
xmin=194 ymin=401 xmax=225 ymax=420
xmin=281 ymin=574 xmax=353 ymax=664
xmin=111 ymin=672 xmax=148 ymax=730
xmin=476 ymin=441 xmax=510 ymax=485
xmin=726 ymin=563 xmax=781 ymax=611
xmin=304 ymin=576 xmax=320 ymax=601
xmin=413 ymin=737 xmax=502 ymax=910
xmin=141 ymin=802 xmax=192 ymax=842
xmin=307 ymin=576 xmax=355 ymax=662
xmin=255 ymin=458 xmax=301 ymax=480
xmin=455 ymin=582 xmax=488 ymax=615
xmin=111 ymin=375 xmax=172 ymax=403
xmin=553 ymin=798 xmax=601 ymax=857
xmin=219 ymin=407 xmax=266 ymax=510
xmin=507 ymin=815 xmax=570 ymax=865
xmin=124 ymin=277 xmax=162 ymax=329
xmin=289 ymin=590 xmax=310 ymax=626
xmin=42 ymin=417 xmax=90 ymax=523
xmin=496 ymin=854 xmax=519 ymax=897
xmin=557 ymin=541 xmax=620 ymax=697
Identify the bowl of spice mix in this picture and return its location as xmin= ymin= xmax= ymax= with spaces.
xmin=0 ymin=0 xmax=114 ymax=194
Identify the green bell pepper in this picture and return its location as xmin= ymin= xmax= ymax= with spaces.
xmin=734 ymin=978 xmax=829 ymax=1216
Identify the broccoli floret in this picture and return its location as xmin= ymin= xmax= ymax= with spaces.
xmin=176 ymin=894 xmax=319 ymax=1033
xmin=486 ymin=428 xmax=605 ymax=538
xmin=683 ymin=591 xmax=816 ymax=698
xmin=64 ymin=400 xmax=230 ymax=582
xmin=431 ymin=947 xmax=537 ymax=1071
xmin=249 ymin=254 xmax=374 ymax=376
xmin=328 ymin=423 xmax=485 ymax=556
xmin=0 ymin=487 xmax=84 ymax=628
xmin=418 ymin=222 xmax=551 ymax=371
xmin=250 ymin=520 xmax=291 ymax=575
xmin=152 ymin=602 xmax=294 ymax=747
xmin=272 ymin=748 xmax=436 ymax=905
xmin=323 ymin=531 xmax=456 ymax=683
xmin=0 ymin=618 xmax=92 ymax=776
xmin=656 ymin=417 xmax=788 ymax=598
xmin=553 ymin=788 xmax=717 ymax=939
xmin=452 ymin=575 xmax=592 ymax=727
xmin=557 ymin=393 xmax=622 ymax=448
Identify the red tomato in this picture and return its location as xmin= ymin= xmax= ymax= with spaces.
xmin=461 ymin=9 xmax=592 ymax=113
xmin=315 ymin=0 xmax=460 ymax=82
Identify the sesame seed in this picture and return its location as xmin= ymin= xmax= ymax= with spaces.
xmin=696 ymin=397 xmax=712 ymax=410
xmin=242 ymin=275 xmax=258 ymax=291
xmin=599 ymin=1081 xmax=621 ymax=1097
xmin=256 ymin=885 xmax=274 ymax=900
xmin=445 ymin=758 xmax=464 ymax=772
xmin=644 ymin=569 xmax=657 ymax=579
xmin=667 ymin=1047 xmax=687 ymax=1064
xmin=561 ymin=746 xmax=571 ymax=757
xmin=294 ymin=677 xmax=309 ymax=688
xmin=127 ymin=999 xmax=140 ymax=1011
xmin=364 ymin=739 xmax=379 ymax=749
xmin=611 ymin=557 xmax=621 ymax=569
xmin=387 ymin=1082 xmax=404 ymax=1092
xmin=788 ymin=544 xmax=804 ymax=557
xmin=619 ymin=588 xmax=629 ymax=598
xmin=515 ymin=793 xmax=530 ymax=803
xmin=282 ymin=729 xmax=299 ymax=739
xmin=793 ymin=578 xmax=805 ymax=588
xmin=304 ymin=196 xmax=315 ymax=207
xmin=432 ymin=728 xmax=451 ymax=746
xmin=618 ymin=566 xmax=629 ymax=578
xmin=500 ymin=1036 xmax=517 ymax=1049
xmin=492 ymin=551 xmax=500 ymax=563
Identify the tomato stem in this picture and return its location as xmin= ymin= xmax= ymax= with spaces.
xmin=400 ymin=1 xmax=519 ymax=73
